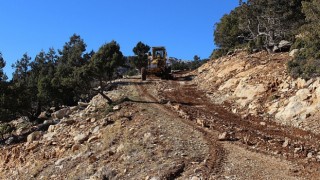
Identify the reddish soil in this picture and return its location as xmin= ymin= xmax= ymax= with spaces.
xmin=140 ymin=72 xmax=320 ymax=179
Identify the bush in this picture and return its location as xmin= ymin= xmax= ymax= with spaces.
xmin=288 ymin=50 xmax=320 ymax=79
xmin=211 ymin=49 xmax=228 ymax=59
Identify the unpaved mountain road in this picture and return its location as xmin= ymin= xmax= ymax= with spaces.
xmin=133 ymin=72 xmax=320 ymax=179
xmin=1 ymin=72 xmax=320 ymax=179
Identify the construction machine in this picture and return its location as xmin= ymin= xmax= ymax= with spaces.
xmin=141 ymin=46 xmax=172 ymax=80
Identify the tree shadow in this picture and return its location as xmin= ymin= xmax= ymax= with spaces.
xmin=123 ymin=97 xmax=193 ymax=106
xmin=112 ymin=80 xmax=153 ymax=87
xmin=172 ymin=75 xmax=196 ymax=81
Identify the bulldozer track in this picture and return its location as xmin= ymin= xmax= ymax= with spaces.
xmin=131 ymin=70 xmax=320 ymax=178
xmin=134 ymin=80 xmax=226 ymax=178
xmin=159 ymin=75 xmax=320 ymax=177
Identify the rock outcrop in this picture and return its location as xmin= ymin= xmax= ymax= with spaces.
xmin=193 ymin=51 xmax=320 ymax=134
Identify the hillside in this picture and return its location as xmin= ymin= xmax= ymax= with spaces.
xmin=193 ymin=51 xmax=320 ymax=134
xmin=1 ymin=51 xmax=320 ymax=179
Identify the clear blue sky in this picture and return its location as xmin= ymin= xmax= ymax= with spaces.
xmin=0 ymin=0 xmax=239 ymax=78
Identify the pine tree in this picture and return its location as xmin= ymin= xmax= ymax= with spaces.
xmin=0 ymin=52 xmax=7 ymax=81
xmin=52 ymin=34 xmax=90 ymax=106
xmin=90 ymin=41 xmax=124 ymax=104
xmin=132 ymin=41 xmax=150 ymax=70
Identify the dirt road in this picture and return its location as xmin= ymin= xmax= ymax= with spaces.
xmin=134 ymin=72 xmax=320 ymax=179
xmin=1 ymin=73 xmax=320 ymax=179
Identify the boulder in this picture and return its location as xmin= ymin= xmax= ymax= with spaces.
xmin=273 ymin=46 xmax=280 ymax=53
xmin=16 ymin=127 xmax=28 ymax=136
xmin=38 ymin=111 xmax=49 ymax=120
xmin=5 ymin=136 xmax=15 ymax=145
xmin=60 ymin=119 xmax=76 ymax=125
xmin=295 ymin=89 xmax=310 ymax=101
xmin=218 ymin=132 xmax=235 ymax=141
xmin=11 ymin=116 xmax=30 ymax=126
xmin=92 ymin=126 xmax=100 ymax=134
xmin=296 ymin=78 xmax=307 ymax=88
xmin=278 ymin=40 xmax=292 ymax=51
xmin=275 ymin=97 xmax=308 ymax=122
xmin=51 ymin=107 xmax=72 ymax=119
xmin=88 ymin=94 xmax=108 ymax=109
xmin=78 ymin=101 xmax=89 ymax=108
xmin=219 ymin=78 xmax=239 ymax=90
xmin=233 ymin=80 xmax=266 ymax=107
xmin=196 ymin=118 xmax=209 ymax=127
xmin=43 ymin=132 xmax=56 ymax=141
xmin=74 ymin=133 xmax=89 ymax=144
xmin=27 ymin=131 xmax=42 ymax=143
xmin=289 ymin=49 xmax=299 ymax=57
xmin=48 ymin=125 xmax=56 ymax=133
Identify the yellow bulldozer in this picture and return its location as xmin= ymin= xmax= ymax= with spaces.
xmin=141 ymin=46 xmax=172 ymax=80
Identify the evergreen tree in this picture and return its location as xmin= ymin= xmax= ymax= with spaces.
xmin=214 ymin=7 xmax=247 ymax=52
xmin=0 ymin=52 xmax=7 ymax=81
xmin=238 ymin=0 xmax=305 ymax=49
xmin=213 ymin=0 xmax=306 ymax=57
xmin=288 ymin=0 xmax=320 ymax=78
xmin=12 ymin=53 xmax=31 ymax=83
xmin=90 ymin=41 xmax=124 ymax=103
xmin=132 ymin=41 xmax=150 ymax=70
xmin=11 ymin=53 xmax=33 ymax=117
xmin=52 ymin=34 xmax=90 ymax=106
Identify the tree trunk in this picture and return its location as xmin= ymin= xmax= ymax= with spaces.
xmin=99 ymin=78 xmax=113 ymax=104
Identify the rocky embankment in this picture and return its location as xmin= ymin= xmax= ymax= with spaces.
xmin=0 ymin=81 xmax=212 ymax=179
xmin=193 ymin=51 xmax=320 ymax=134
xmin=0 ymin=88 xmax=130 ymax=179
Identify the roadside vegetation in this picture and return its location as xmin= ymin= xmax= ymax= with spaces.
xmin=169 ymin=55 xmax=209 ymax=71
xmin=0 ymin=34 xmax=128 ymax=122
xmin=213 ymin=0 xmax=320 ymax=79
xmin=0 ymin=35 xmax=206 ymax=123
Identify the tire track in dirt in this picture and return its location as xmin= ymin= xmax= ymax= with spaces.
xmin=158 ymin=74 xmax=320 ymax=178
xmin=134 ymin=80 xmax=226 ymax=178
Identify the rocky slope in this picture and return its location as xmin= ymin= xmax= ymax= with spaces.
xmin=2 ymin=51 xmax=320 ymax=179
xmin=0 ymin=80 xmax=211 ymax=179
xmin=193 ymin=51 xmax=320 ymax=134
xmin=1 ymin=73 xmax=320 ymax=179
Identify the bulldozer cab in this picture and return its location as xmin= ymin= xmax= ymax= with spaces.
xmin=149 ymin=46 xmax=167 ymax=68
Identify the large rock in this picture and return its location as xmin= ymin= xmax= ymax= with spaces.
xmin=218 ymin=132 xmax=235 ymax=141
xmin=5 ymin=136 xmax=15 ymax=145
xmin=88 ymin=94 xmax=108 ymax=108
xmin=11 ymin=116 xmax=30 ymax=126
xmin=38 ymin=111 xmax=49 ymax=120
xmin=43 ymin=132 xmax=57 ymax=141
xmin=27 ymin=131 xmax=42 ymax=143
xmin=78 ymin=101 xmax=89 ymax=108
xmin=275 ymin=97 xmax=308 ymax=122
xmin=273 ymin=45 xmax=280 ymax=53
xmin=289 ymin=49 xmax=299 ymax=57
xmin=218 ymin=78 xmax=239 ymax=91
xmin=272 ymin=40 xmax=292 ymax=52
xmin=278 ymin=40 xmax=292 ymax=50
xmin=74 ymin=133 xmax=89 ymax=144
xmin=51 ymin=107 xmax=72 ymax=119
xmin=233 ymin=80 xmax=266 ymax=107
xmin=296 ymin=89 xmax=311 ymax=101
